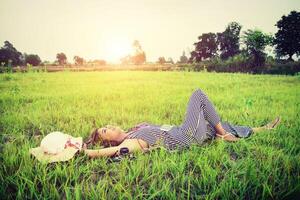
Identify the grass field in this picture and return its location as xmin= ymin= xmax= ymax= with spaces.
xmin=0 ymin=71 xmax=299 ymax=199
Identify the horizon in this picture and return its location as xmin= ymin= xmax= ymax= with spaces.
xmin=0 ymin=0 xmax=299 ymax=63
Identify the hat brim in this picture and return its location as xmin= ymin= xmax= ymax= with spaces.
xmin=30 ymin=147 xmax=79 ymax=163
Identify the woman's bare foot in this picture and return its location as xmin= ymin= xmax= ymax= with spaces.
xmin=265 ymin=116 xmax=281 ymax=129
xmin=252 ymin=116 xmax=281 ymax=133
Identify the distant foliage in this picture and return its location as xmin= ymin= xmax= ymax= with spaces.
xmin=132 ymin=52 xmax=146 ymax=65
xmin=274 ymin=10 xmax=300 ymax=61
xmin=187 ymin=13 xmax=300 ymax=75
xmin=206 ymin=53 xmax=250 ymax=72
xmin=132 ymin=40 xmax=146 ymax=65
xmin=167 ymin=57 xmax=174 ymax=64
xmin=121 ymin=40 xmax=146 ymax=65
xmin=157 ymin=57 xmax=166 ymax=64
xmin=179 ymin=56 xmax=300 ymax=75
xmin=242 ymin=29 xmax=273 ymax=71
xmin=190 ymin=33 xmax=218 ymax=62
xmin=90 ymin=59 xmax=106 ymax=66
xmin=2 ymin=11 xmax=300 ymax=75
xmin=24 ymin=54 xmax=41 ymax=66
xmin=0 ymin=41 xmax=23 ymax=66
xmin=74 ymin=56 xmax=85 ymax=65
xmin=179 ymin=51 xmax=188 ymax=64
xmin=56 ymin=53 xmax=67 ymax=65
xmin=217 ymin=22 xmax=242 ymax=60
xmin=264 ymin=60 xmax=300 ymax=75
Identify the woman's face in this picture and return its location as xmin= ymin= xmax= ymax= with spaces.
xmin=98 ymin=127 xmax=121 ymax=142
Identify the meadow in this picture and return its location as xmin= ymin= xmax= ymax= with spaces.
xmin=0 ymin=71 xmax=299 ymax=199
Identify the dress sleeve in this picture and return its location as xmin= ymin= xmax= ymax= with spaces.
xmin=126 ymin=126 xmax=159 ymax=146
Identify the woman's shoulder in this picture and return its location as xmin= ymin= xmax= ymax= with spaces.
xmin=123 ymin=138 xmax=149 ymax=149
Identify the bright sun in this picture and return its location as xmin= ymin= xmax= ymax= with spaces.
xmin=105 ymin=38 xmax=132 ymax=63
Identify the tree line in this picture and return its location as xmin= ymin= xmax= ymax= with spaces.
xmin=182 ymin=10 xmax=300 ymax=74
xmin=0 ymin=40 xmax=147 ymax=67
xmin=0 ymin=10 xmax=299 ymax=74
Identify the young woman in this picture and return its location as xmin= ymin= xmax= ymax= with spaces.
xmin=84 ymin=89 xmax=280 ymax=158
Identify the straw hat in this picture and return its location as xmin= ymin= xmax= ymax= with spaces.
xmin=29 ymin=131 xmax=82 ymax=163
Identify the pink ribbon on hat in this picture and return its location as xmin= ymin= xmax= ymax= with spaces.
xmin=64 ymin=138 xmax=81 ymax=149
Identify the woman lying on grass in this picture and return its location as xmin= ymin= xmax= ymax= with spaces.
xmin=84 ymin=89 xmax=281 ymax=158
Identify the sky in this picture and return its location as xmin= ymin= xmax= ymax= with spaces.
xmin=0 ymin=0 xmax=299 ymax=63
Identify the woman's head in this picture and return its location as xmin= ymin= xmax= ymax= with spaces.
xmin=99 ymin=125 xmax=124 ymax=143
xmin=85 ymin=125 xmax=125 ymax=147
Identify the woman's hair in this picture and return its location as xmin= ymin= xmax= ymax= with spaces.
xmin=84 ymin=128 xmax=101 ymax=148
xmin=84 ymin=125 xmax=124 ymax=148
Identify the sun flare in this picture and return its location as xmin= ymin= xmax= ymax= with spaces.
xmin=104 ymin=38 xmax=132 ymax=63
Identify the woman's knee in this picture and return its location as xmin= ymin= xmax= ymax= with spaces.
xmin=189 ymin=89 xmax=204 ymax=104
xmin=192 ymin=88 xmax=206 ymax=98
xmin=196 ymin=88 xmax=203 ymax=93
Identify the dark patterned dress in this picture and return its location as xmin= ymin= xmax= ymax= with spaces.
xmin=126 ymin=89 xmax=253 ymax=150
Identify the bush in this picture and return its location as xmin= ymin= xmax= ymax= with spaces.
xmin=188 ymin=54 xmax=300 ymax=75
xmin=190 ymin=55 xmax=249 ymax=73
xmin=264 ymin=61 xmax=300 ymax=75
xmin=24 ymin=54 xmax=41 ymax=66
xmin=177 ymin=64 xmax=195 ymax=71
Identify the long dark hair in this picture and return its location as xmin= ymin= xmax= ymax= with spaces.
xmin=84 ymin=128 xmax=101 ymax=148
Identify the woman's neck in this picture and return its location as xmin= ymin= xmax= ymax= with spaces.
xmin=117 ymin=132 xmax=129 ymax=143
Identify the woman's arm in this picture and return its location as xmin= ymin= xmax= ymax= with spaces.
xmin=84 ymin=139 xmax=149 ymax=158
xmin=84 ymin=146 xmax=120 ymax=158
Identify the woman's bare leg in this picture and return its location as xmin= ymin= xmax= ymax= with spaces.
xmin=252 ymin=126 xmax=266 ymax=133
xmin=214 ymin=122 xmax=227 ymax=135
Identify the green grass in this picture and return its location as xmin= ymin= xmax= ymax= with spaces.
xmin=0 ymin=71 xmax=299 ymax=199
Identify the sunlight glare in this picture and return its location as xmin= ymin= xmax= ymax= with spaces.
xmin=105 ymin=38 xmax=132 ymax=63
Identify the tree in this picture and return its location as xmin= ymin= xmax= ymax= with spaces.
xmin=121 ymin=40 xmax=146 ymax=65
xmin=274 ymin=11 xmax=300 ymax=61
xmin=56 ymin=53 xmax=67 ymax=65
xmin=242 ymin=29 xmax=273 ymax=69
xmin=131 ymin=40 xmax=146 ymax=65
xmin=73 ymin=56 xmax=85 ymax=65
xmin=0 ymin=41 xmax=23 ymax=66
xmin=24 ymin=54 xmax=41 ymax=66
xmin=157 ymin=57 xmax=166 ymax=64
xmin=167 ymin=57 xmax=174 ymax=64
xmin=179 ymin=51 xmax=188 ymax=63
xmin=217 ymin=22 xmax=242 ymax=60
xmin=189 ymin=33 xmax=218 ymax=62
xmin=132 ymin=52 xmax=146 ymax=65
